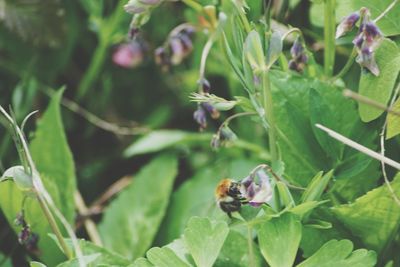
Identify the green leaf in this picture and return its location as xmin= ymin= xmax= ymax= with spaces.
xmin=183 ymin=217 xmax=229 ymax=267
xmin=289 ymin=201 xmax=328 ymax=219
xmin=123 ymin=130 xmax=208 ymax=157
xmin=130 ymin=258 xmax=154 ymax=267
xmin=99 ymin=155 xmax=178 ymax=260
xmin=309 ymin=89 xmax=341 ymax=159
xmin=332 ymin=173 xmax=400 ymax=253
xmin=358 ymin=38 xmax=400 ymax=122
xmin=301 ymin=171 xmax=333 ymax=203
xmin=267 ymin=31 xmax=283 ymax=67
xmin=30 ymin=262 xmax=47 ymax=267
xmin=30 ymin=89 xmax=76 ymax=224
xmin=146 ymin=247 xmax=190 ymax=267
xmin=297 ymin=239 xmax=377 ymax=267
xmin=257 ymin=212 xmax=302 ymax=267
xmin=386 ymin=97 xmax=400 ymax=139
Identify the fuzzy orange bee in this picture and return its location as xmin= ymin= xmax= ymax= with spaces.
xmin=215 ymin=178 xmax=246 ymax=217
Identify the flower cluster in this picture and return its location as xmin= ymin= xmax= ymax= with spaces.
xmin=155 ymin=24 xmax=196 ymax=71
xmin=14 ymin=211 xmax=39 ymax=253
xmin=112 ymin=35 xmax=148 ymax=68
xmin=192 ymin=79 xmax=222 ymax=131
xmin=336 ymin=8 xmax=382 ymax=76
xmin=288 ymin=38 xmax=308 ymax=73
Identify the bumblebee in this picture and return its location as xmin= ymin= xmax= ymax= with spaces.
xmin=215 ymin=179 xmax=246 ymax=217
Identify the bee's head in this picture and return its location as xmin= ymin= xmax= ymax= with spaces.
xmin=215 ymin=178 xmax=242 ymax=200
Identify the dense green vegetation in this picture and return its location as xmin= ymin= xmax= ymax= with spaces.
xmin=0 ymin=0 xmax=400 ymax=266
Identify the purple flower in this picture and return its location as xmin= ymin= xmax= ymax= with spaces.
xmin=336 ymin=12 xmax=360 ymax=39
xmin=112 ymin=38 xmax=147 ymax=68
xmin=193 ymin=105 xmax=207 ymax=130
xmin=289 ymin=38 xmax=308 ymax=73
xmin=202 ymin=102 xmax=220 ymax=119
xmin=155 ymin=24 xmax=196 ymax=69
xmin=239 ymin=170 xmax=272 ymax=207
xmin=198 ymin=78 xmax=211 ymax=94
xmin=351 ymin=8 xmax=382 ymax=76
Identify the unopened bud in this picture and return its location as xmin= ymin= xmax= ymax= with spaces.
xmin=336 ymin=12 xmax=360 ymax=39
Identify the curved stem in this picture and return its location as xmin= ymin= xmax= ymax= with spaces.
xmin=374 ymin=0 xmax=399 ymax=22
xmin=216 ymin=112 xmax=256 ymax=133
xmin=331 ymin=47 xmax=356 ymax=81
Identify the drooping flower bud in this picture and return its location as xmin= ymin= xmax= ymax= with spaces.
xmin=155 ymin=24 xmax=196 ymax=70
xmin=202 ymin=102 xmax=220 ymax=119
xmin=211 ymin=125 xmax=237 ymax=149
xmin=288 ymin=38 xmax=308 ymax=73
xmin=112 ymin=35 xmax=148 ymax=68
xmin=18 ymin=226 xmax=31 ymax=244
xmin=198 ymin=78 xmax=211 ymax=94
xmin=335 ymin=12 xmax=360 ymax=39
xmin=194 ymin=105 xmax=207 ymax=131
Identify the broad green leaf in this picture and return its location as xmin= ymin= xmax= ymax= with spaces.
xmin=257 ymin=212 xmax=302 ymax=267
xmin=301 ymin=171 xmax=333 ymax=203
xmin=215 ymin=230 xmax=263 ymax=267
xmin=309 ymin=89 xmax=341 ymax=160
xmin=358 ymin=38 xmax=400 ymax=122
xmin=267 ymin=31 xmax=283 ymax=67
xmin=332 ymin=173 xmax=400 ymax=253
xmin=123 ymin=130 xmax=209 ymax=157
xmin=386 ymin=97 xmax=400 ymax=139
xmin=99 ymin=155 xmax=178 ymax=260
xmin=271 ymin=71 xmax=359 ymax=185
xmin=297 ymin=239 xmax=377 ymax=267
xmin=30 ymin=89 xmax=76 ymax=224
xmin=146 ymin=247 xmax=190 ymax=267
xmin=289 ymin=201 xmax=328 ymax=219
xmin=183 ymin=217 xmax=229 ymax=267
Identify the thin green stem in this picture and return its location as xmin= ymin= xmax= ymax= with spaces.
xmin=331 ymin=47 xmax=356 ymax=81
xmin=37 ymin=194 xmax=73 ymax=259
xmin=247 ymin=225 xmax=256 ymax=267
xmin=76 ymin=0 xmax=126 ymax=100
xmin=374 ymin=0 xmax=399 ymax=22
xmin=262 ymin=71 xmax=278 ymax=162
xmin=324 ymin=0 xmax=336 ymax=76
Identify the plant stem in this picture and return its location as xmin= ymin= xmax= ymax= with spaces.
xmin=76 ymin=0 xmax=126 ymax=100
xmin=262 ymin=71 xmax=278 ymax=162
xmin=331 ymin=47 xmax=356 ymax=81
xmin=374 ymin=0 xmax=399 ymax=22
xmin=324 ymin=0 xmax=336 ymax=77
xmin=37 ymin=194 xmax=72 ymax=259
xmin=247 ymin=225 xmax=256 ymax=267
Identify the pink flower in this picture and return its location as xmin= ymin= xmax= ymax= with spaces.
xmin=112 ymin=42 xmax=144 ymax=68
